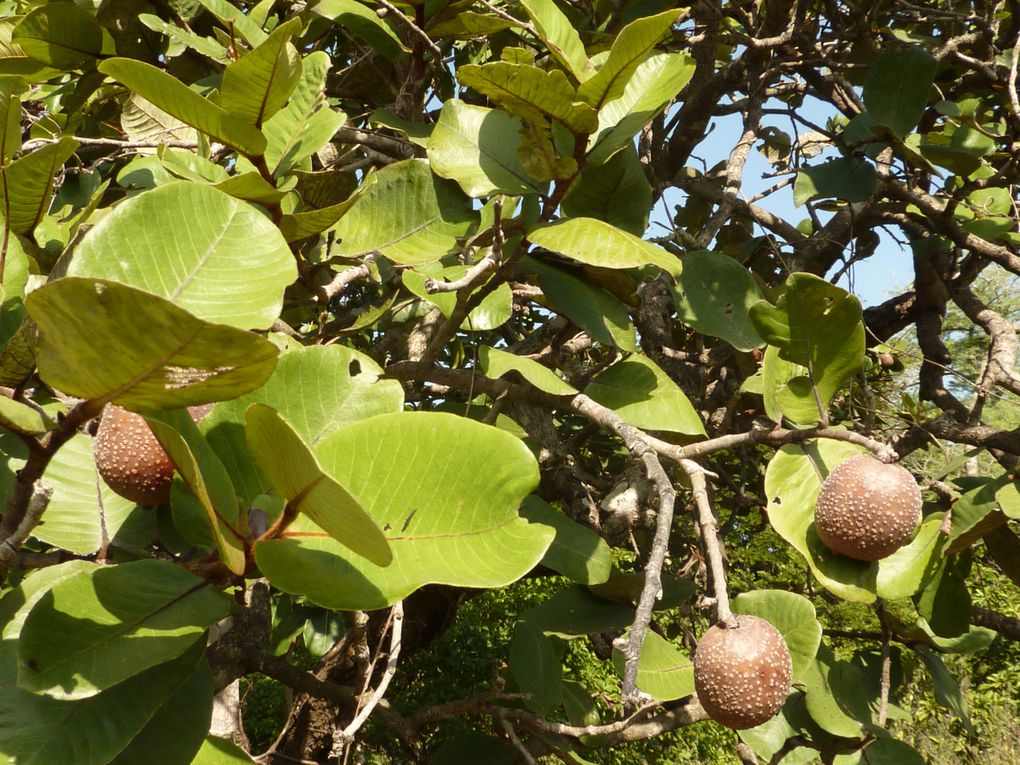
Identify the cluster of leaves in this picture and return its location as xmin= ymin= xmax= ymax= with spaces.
xmin=0 ymin=0 xmax=1018 ymax=763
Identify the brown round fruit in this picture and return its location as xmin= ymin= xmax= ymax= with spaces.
xmin=694 ymin=614 xmax=792 ymax=729
xmin=93 ymin=403 xmax=214 ymax=506
xmin=814 ymin=454 xmax=922 ymax=561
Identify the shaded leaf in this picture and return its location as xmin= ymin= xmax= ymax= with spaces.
xmin=12 ymin=4 xmax=106 ymax=69
xmin=585 ymin=353 xmax=705 ymax=435
xmin=793 ymin=158 xmax=877 ymax=206
xmin=671 ymin=250 xmax=764 ymax=351
xmin=26 ymin=277 xmax=278 ymax=411
xmin=519 ymin=495 xmax=612 ymax=584
xmin=561 ymin=145 xmax=651 ymax=236
xmin=0 ymin=137 xmax=78 ymax=235
xmin=17 ymin=560 xmax=230 ymax=699
xmin=510 ymin=621 xmax=562 ymax=715
xmin=863 ymin=45 xmax=936 ymax=137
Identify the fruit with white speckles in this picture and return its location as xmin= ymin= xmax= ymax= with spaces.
xmin=93 ymin=403 xmax=214 ymax=506
xmin=693 ymin=614 xmax=792 ymax=729
xmin=814 ymin=454 xmax=922 ymax=561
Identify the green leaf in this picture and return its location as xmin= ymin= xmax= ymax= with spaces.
xmin=985 ymin=526 xmax=1020 ymax=587
xmin=916 ymin=645 xmax=973 ymax=733
xmin=875 ymin=514 xmax=945 ymax=600
xmin=519 ymin=0 xmax=592 ymax=82
xmin=332 ymin=159 xmax=475 ymax=264
xmin=510 ymin=621 xmax=563 ymax=715
xmin=193 ymin=0 xmax=267 ymax=46
xmin=835 ymin=739 xmax=926 ymax=765
xmin=402 ymin=263 xmax=513 ymax=331
xmin=98 ymin=58 xmax=267 ymax=155
xmin=12 ymin=4 xmax=106 ymax=70
xmin=523 ymin=585 xmax=634 ymax=637
xmin=429 ymin=12 xmax=521 ymax=38
xmin=255 ymin=412 xmax=554 ymax=610
xmin=523 ymin=256 xmax=637 ymax=350
xmin=612 ymin=630 xmax=693 ymax=701
xmin=146 ymin=410 xmax=247 ymax=576
xmin=994 ymin=477 xmax=1020 ymax=519
xmin=528 ymin=216 xmax=679 ymax=275
xmin=457 ymin=62 xmax=598 ymax=133
xmin=863 ymin=45 xmax=936 ymax=137
xmin=279 ymin=196 xmax=360 ymax=242
xmin=121 ymin=93 xmax=198 ymax=144
xmin=0 ymin=395 xmax=51 ymax=436
xmin=749 ymin=273 xmax=865 ymax=425
xmin=802 ymin=645 xmax=868 ymax=737
xmin=192 ymin=736 xmax=257 ymax=764
xmin=585 ymin=353 xmax=705 ymax=435
xmin=671 ymin=250 xmax=765 ymax=351
xmin=108 ymin=658 xmax=213 ymax=765
xmin=310 ymin=0 xmax=407 ymax=59
xmin=915 ymin=555 xmax=970 ymax=638
xmin=732 ymin=590 xmax=822 ymax=681
xmin=519 ymin=496 xmax=612 ymax=584
xmin=36 ymin=433 xmax=155 ymax=555
xmin=587 ymin=52 xmax=695 ymax=165
xmin=26 ymin=277 xmax=279 ymax=411
xmin=427 ymin=99 xmax=545 ymax=197
xmin=17 ymin=560 xmax=230 ymax=699
xmin=0 ymin=136 xmax=78 ymax=235
xmin=263 ymin=51 xmax=345 ymax=176
xmin=476 ymin=345 xmax=576 ymax=396
xmin=0 ymin=635 xmax=207 ymax=765
xmin=69 ymin=182 xmax=296 ymax=330
xmin=0 ymin=560 xmax=97 ymax=641
xmin=0 ymin=76 xmax=27 ymax=164
xmin=576 ymin=10 xmax=680 ymax=108
xmin=220 ymin=18 xmax=302 ymax=125
xmin=201 ymin=344 xmax=403 ymax=504
xmin=793 ymin=158 xmax=877 ymax=206
xmin=137 ymin=14 xmax=230 ymax=62
xmin=431 ymin=732 xmax=519 ymax=765
xmin=561 ymin=145 xmax=651 ymax=236
xmin=245 ymin=403 xmax=392 ymax=567
xmin=765 ymin=441 xmax=877 ymax=602
xmin=947 ymin=476 xmax=1004 ymax=548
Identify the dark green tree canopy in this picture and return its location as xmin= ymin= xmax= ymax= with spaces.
xmin=0 ymin=0 xmax=1018 ymax=763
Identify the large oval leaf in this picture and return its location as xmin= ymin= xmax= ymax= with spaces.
xmin=585 ymin=353 xmax=705 ymax=435
xmin=528 ymin=217 xmax=679 ymax=275
xmin=0 ymin=637 xmax=207 ymax=765
xmin=764 ymin=440 xmax=876 ymax=602
xmin=26 ymin=278 xmax=278 ymax=411
xmin=427 ymin=99 xmax=545 ymax=197
xmin=69 ymin=183 xmax=296 ymax=330
xmin=245 ymin=403 xmax=392 ymax=567
xmin=97 ymin=58 xmax=266 ymax=155
xmin=17 ymin=559 xmax=231 ymax=699
xmin=612 ymin=630 xmax=693 ymax=701
xmin=201 ymin=344 xmax=403 ymax=503
xmin=331 ymin=159 xmax=476 ymax=265
xmin=36 ymin=433 xmax=155 ymax=555
xmin=255 ymin=412 xmax=554 ymax=609
xmin=732 ymin=590 xmax=822 ymax=681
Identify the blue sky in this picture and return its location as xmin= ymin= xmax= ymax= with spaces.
xmin=651 ymin=104 xmax=911 ymax=308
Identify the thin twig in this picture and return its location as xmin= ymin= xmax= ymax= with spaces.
xmin=1009 ymin=34 xmax=1020 ymax=127
xmin=339 ymin=602 xmax=404 ymax=742
xmin=376 ymin=0 xmax=443 ymax=58
xmin=0 ymin=484 xmax=53 ymax=579
xmin=619 ymin=451 xmax=677 ymax=705
xmin=682 ymin=460 xmax=733 ymax=625
xmin=426 ymin=250 xmax=499 ymax=293
xmin=877 ymin=600 xmax=891 ymax=727
xmin=317 ymin=256 xmax=376 ymax=304
xmin=498 ymin=718 xmax=540 ymax=765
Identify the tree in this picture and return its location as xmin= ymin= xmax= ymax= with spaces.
xmin=0 ymin=0 xmax=1018 ymax=762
